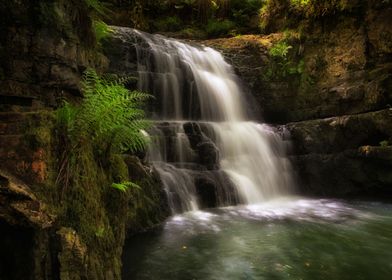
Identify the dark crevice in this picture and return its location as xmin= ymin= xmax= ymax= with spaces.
xmin=0 ymin=95 xmax=34 ymax=107
xmin=0 ymin=220 xmax=35 ymax=280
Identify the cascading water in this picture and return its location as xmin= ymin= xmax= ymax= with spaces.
xmin=128 ymin=29 xmax=294 ymax=213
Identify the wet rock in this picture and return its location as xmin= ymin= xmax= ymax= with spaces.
xmin=193 ymin=170 xmax=239 ymax=208
xmin=195 ymin=175 xmax=217 ymax=208
xmin=286 ymin=109 xmax=392 ymax=155
xmin=197 ymin=141 xmax=220 ymax=170
xmin=183 ymin=122 xmax=204 ymax=146
xmin=286 ymin=109 xmax=392 ymax=197
xmin=102 ymin=27 xmax=140 ymax=78
xmin=183 ymin=122 xmax=220 ymax=170
xmin=293 ymin=146 xmax=392 ymax=197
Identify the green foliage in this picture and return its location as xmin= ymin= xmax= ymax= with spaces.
xmin=95 ymin=226 xmax=105 ymax=237
xmin=54 ymin=69 xmax=153 ymax=248
xmin=112 ymin=181 xmax=141 ymax=192
xmin=259 ymin=0 xmax=353 ymax=32
xmin=264 ymin=39 xmax=306 ymax=80
xmin=119 ymin=0 xmax=264 ymax=37
xmin=155 ymin=16 xmax=183 ymax=32
xmin=289 ymin=0 xmax=349 ymax=17
xmin=56 ymin=69 xmax=151 ymax=191
xmin=93 ymin=20 xmax=112 ymax=45
xmin=85 ymin=0 xmax=113 ymax=45
xmin=206 ymin=19 xmax=236 ymax=37
xmin=269 ymin=41 xmax=292 ymax=58
xmin=380 ymin=140 xmax=389 ymax=147
xmin=80 ymin=69 xmax=150 ymax=155
xmin=230 ymin=0 xmax=265 ymax=26
xmin=177 ymin=27 xmax=208 ymax=39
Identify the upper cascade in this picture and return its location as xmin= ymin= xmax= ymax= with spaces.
xmin=110 ymin=27 xmax=294 ymax=213
xmin=134 ymin=29 xmax=247 ymax=121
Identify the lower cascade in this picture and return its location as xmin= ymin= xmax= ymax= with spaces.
xmin=126 ymin=28 xmax=294 ymax=213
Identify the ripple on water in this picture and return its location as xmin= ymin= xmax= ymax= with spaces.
xmin=122 ymin=198 xmax=392 ymax=280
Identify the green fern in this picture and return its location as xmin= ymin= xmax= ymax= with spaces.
xmin=111 ymin=181 xmax=142 ymax=192
xmin=76 ymin=69 xmax=151 ymax=155
xmin=56 ymin=69 xmax=151 ymax=195
xmin=269 ymin=41 xmax=292 ymax=58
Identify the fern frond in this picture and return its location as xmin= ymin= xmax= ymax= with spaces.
xmin=55 ymin=69 xmax=151 ymax=195
xmin=111 ymin=181 xmax=142 ymax=192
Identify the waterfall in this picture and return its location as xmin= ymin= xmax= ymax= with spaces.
xmin=128 ymin=29 xmax=294 ymax=213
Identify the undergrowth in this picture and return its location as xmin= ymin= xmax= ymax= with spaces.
xmin=264 ymin=38 xmax=304 ymax=80
xmin=55 ymin=69 xmax=151 ymax=245
xmin=259 ymin=0 xmax=355 ymax=32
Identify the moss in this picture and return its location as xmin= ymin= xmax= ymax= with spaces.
xmin=126 ymin=175 xmax=169 ymax=233
xmin=109 ymin=154 xmax=129 ymax=182
xmin=34 ymin=0 xmax=95 ymax=45
xmin=24 ymin=112 xmax=54 ymax=150
xmin=93 ymin=20 xmax=113 ymax=46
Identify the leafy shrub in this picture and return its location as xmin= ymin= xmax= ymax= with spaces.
xmin=269 ymin=41 xmax=292 ymax=58
xmin=230 ymin=0 xmax=264 ymax=26
xmin=264 ymin=40 xmax=305 ymax=79
xmin=206 ymin=19 xmax=236 ymax=37
xmin=155 ymin=16 xmax=183 ymax=32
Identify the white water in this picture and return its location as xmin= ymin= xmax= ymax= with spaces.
xmin=133 ymin=29 xmax=294 ymax=212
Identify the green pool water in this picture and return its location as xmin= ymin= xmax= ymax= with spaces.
xmin=122 ymin=198 xmax=392 ymax=280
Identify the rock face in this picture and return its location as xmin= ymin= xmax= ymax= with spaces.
xmin=0 ymin=171 xmax=55 ymax=280
xmin=287 ymin=109 xmax=392 ymax=196
xmin=0 ymin=2 xmax=168 ymax=280
xmin=0 ymin=0 xmax=107 ymax=112
xmin=202 ymin=1 xmax=392 ymax=198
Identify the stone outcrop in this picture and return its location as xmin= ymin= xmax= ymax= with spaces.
xmin=287 ymin=109 xmax=392 ymax=155
xmin=286 ymin=109 xmax=392 ymax=196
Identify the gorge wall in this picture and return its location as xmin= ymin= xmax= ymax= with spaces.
xmin=0 ymin=1 xmax=168 ymax=279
